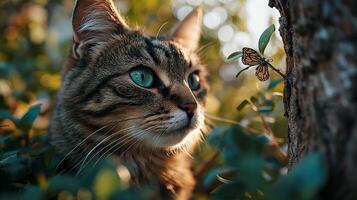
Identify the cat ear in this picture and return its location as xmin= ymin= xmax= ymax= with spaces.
xmin=169 ymin=6 xmax=203 ymax=52
xmin=72 ymin=0 xmax=129 ymax=59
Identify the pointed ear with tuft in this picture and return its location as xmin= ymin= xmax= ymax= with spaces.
xmin=168 ymin=6 xmax=203 ymax=52
xmin=72 ymin=0 xmax=129 ymax=59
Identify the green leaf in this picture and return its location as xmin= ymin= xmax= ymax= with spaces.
xmin=230 ymin=126 xmax=265 ymax=154
xmin=222 ymin=126 xmax=265 ymax=167
xmin=258 ymin=106 xmax=273 ymax=113
xmin=21 ymin=185 xmax=43 ymax=200
xmin=0 ymin=149 xmax=19 ymax=160
xmin=20 ymin=104 xmax=41 ymax=129
xmin=257 ymin=134 xmax=270 ymax=145
xmin=250 ymin=96 xmax=258 ymax=105
xmin=237 ymin=100 xmax=249 ymax=111
xmin=0 ymin=110 xmax=13 ymax=120
xmin=227 ymin=51 xmax=243 ymax=62
xmin=48 ymin=175 xmax=81 ymax=195
xmin=0 ymin=155 xmax=32 ymax=180
xmin=207 ymin=126 xmax=230 ymax=150
xmin=236 ymin=153 xmax=264 ymax=191
xmin=258 ymin=24 xmax=275 ymax=54
xmin=203 ymin=166 xmax=233 ymax=188
xmin=267 ymin=152 xmax=327 ymax=200
xmin=0 ymin=110 xmax=20 ymax=126
xmin=257 ymin=99 xmax=275 ymax=113
xmin=268 ymin=79 xmax=283 ymax=90
xmin=0 ymin=134 xmax=12 ymax=145
xmin=213 ymin=182 xmax=245 ymax=200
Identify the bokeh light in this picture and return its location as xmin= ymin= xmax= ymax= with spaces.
xmin=0 ymin=1 xmax=287 ymax=198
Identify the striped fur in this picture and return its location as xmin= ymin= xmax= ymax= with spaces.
xmin=49 ymin=1 xmax=206 ymax=199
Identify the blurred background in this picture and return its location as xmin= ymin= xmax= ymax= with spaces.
xmin=0 ymin=0 xmax=286 ymax=137
xmin=0 ymin=0 xmax=287 ymax=199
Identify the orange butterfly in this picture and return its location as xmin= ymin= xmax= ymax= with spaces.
xmin=237 ymin=47 xmax=285 ymax=81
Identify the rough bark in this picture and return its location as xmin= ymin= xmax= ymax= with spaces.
xmin=269 ymin=0 xmax=357 ymax=199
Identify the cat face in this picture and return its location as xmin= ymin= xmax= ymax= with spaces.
xmin=54 ymin=0 xmax=207 ymax=153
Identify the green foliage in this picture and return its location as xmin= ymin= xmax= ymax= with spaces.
xmin=206 ymin=125 xmax=326 ymax=200
xmin=227 ymin=24 xmax=276 ymax=63
xmin=20 ymin=104 xmax=41 ymax=130
xmin=267 ymin=153 xmax=327 ymax=200
xmin=237 ymin=100 xmax=249 ymax=111
xmin=227 ymin=51 xmax=243 ymax=62
xmin=268 ymin=79 xmax=283 ymax=90
xmin=0 ymin=1 xmax=325 ymax=199
xmin=0 ymin=107 xmax=155 ymax=199
xmin=202 ymin=80 xmax=326 ymax=200
xmin=258 ymin=24 xmax=276 ymax=54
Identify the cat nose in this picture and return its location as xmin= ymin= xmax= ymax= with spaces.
xmin=179 ymin=102 xmax=197 ymax=120
xmin=168 ymin=85 xmax=197 ymax=120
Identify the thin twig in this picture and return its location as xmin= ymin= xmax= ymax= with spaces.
xmin=236 ymin=66 xmax=254 ymax=78
xmin=205 ymin=114 xmax=240 ymax=125
xmin=205 ymin=114 xmax=260 ymax=133
xmin=249 ymin=103 xmax=288 ymax=165
xmin=194 ymin=150 xmax=220 ymax=181
xmin=268 ymin=63 xmax=286 ymax=79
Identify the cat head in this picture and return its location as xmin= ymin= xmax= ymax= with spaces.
xmin=56 ymin=0 xmax=208 ymax=154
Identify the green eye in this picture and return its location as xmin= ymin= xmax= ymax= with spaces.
xmin=188 ymin=73 xmax=200 ymax=91
xmin=130 ymin=67 xmax=154 ymax=88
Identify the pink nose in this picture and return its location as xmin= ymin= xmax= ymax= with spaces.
xmin=179 ymin=102 xmax=197 ymax=120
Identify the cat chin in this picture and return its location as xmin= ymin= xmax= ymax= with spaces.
xmin=143 ymin=121 xmax=204 ymax=152
xmin=130 ymin=127 xmax=195 ymax=149
xmin=165 ymin=128 xmax=202 ymax=152
xmin=128 ymin=124 xmax=202 ymax=152
xmin=153 ymin=128 xmax=197 ymax=147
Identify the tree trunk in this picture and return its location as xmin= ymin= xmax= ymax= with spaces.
xmin=269 ymin=0 xmax=357 ymax=199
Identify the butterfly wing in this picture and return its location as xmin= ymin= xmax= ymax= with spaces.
xmin=255 ymin=63 xmax=269 ymax=81
xmin=242 ymin=47 xmax=262 ymax=66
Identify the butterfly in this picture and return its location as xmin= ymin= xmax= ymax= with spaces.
xmin=236 ymin=47 xmax=285 ymax=81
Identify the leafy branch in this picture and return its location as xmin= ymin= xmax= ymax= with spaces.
xmin=227 ymin=24 xmax=286 ymax=81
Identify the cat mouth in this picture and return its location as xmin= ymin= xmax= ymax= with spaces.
xmin=165 ymin=117 xmax=199 ymax=135
xmin=165 ymin=126 xmax=190 ymax=137
xmin=131 ymin=112 xmax=203 ymax=148
xmin=169 ymin=121 xmax=197 ymax=134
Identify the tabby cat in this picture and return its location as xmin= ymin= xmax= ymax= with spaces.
xmin=49 ymin=0 xmax=208 ymax=199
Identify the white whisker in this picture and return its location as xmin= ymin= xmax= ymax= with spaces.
xmin=56 ymin=121 xmax=115 ymax=171
xmin=156 ymin=21 xmax=168 ymax=39
xmin=88 ymin=126 xmax=139 ymax=167
xmin=76 ymin=125 xmax=134 ymax=175
xmin=204 ymin=113 xmax=241 ymax=125
xmin=102 ymin=125 xmax=159 ymax=163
